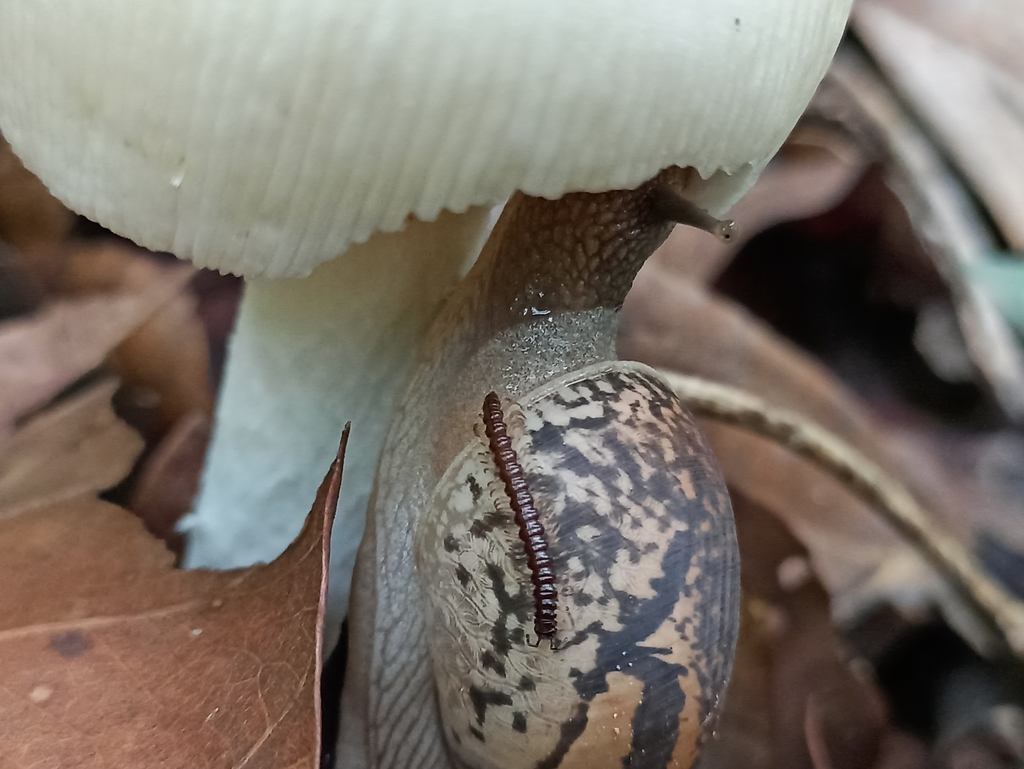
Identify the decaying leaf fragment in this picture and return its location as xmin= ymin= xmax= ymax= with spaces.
xmin=813 ymin=48 xmax=1024 ymax=423
xmin=128 ymin=411 xmax=211 ymax=553
xmin=49 ymin=243 xmax=214 ymax=437
xmin=0 ymin=378 xmax=143 ymax=520
xmin=854 ymin=1 xmax=1024 ymax=252
xmin=699 ymin=493 xmax=889 ymax=769
xmin=0 ymin=268 xmax=193 ymax=432
xmin=620 ymin=273 xmax=1008 ymax=653
xmin=0 ymin=135 xmax=75 ymax=256
xmin=0 ymin=430 xmax=347 ymax=768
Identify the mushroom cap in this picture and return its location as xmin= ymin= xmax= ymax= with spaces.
xmin=0 ymin=0 xmax=851 ymax=277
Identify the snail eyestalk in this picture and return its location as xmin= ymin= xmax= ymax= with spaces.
xmin=650 ymin=183 xmax=737 ymax=243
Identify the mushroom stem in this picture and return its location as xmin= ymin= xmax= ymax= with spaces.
xmin=179 ymin=208 xmax=490 ymax=631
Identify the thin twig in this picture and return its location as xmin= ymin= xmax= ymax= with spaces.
xmin=660 ymin=370 xmax=1024 ymax=660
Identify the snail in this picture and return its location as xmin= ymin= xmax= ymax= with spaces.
xmin=415 ymin=362 xmax=737 ymax=768
xmin=341 ymin=166 xmax=741 ymax=768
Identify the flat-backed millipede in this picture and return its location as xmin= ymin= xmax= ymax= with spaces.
xmin=482 ymin=391 xmax=558 ymax=645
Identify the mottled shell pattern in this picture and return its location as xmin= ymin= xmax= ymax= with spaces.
xmin=414 ymin=362 xmax=740 ymax=769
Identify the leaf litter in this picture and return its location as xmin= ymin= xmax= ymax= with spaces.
xmin=0 ymin=267 xmax=193 ymax=433
xmin=0 ymin=426 xmax=347 ymax=769
xmin=622 ymin=43 xmax=1024 ymax=760
xmin=0 ymin=378 xmax=143 ymax=520
xmin=0 ymin=144 xmax=339 ymax=766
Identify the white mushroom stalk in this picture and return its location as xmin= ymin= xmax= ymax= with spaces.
xmin=0 ymin=0 xmax=852 ymax=631
xmin=180 ymin=211 xmax=488 ymax=625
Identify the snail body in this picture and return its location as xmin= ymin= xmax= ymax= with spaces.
xmin=342 ymin=176 xmax=742 ymax=768
xmin=415 ymin=362 xmax=739 ymax=769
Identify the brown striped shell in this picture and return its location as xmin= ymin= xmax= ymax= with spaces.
xmin=414 ymin=362 xmax=740 ymax=769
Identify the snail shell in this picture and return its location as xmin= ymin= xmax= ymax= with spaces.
xmin=414 ymin=362 xmax=739 ymax=769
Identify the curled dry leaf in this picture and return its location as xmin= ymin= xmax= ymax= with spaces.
xmin=0 ymin=135 xmax=75 ymax=257
xmin=49 ymin=243 xmax=214 ymax=437
xmin=698 ymin=493 xmax=888 ymax=769
xmin=619 ymin=274 xmax=1003 ymax=652
xmin=0 ymin=267 xmax=193 ymax=431
xmin=854 ymin=1 xmax=1024 ymax=252
xmin=0 ymin=378 xmax=143 ymax=520
xmin=128 ymin=411 xmax=211 ymax=553
xmin=0 ymin=429 xmax=347 ymax=768
xmin=813 ymin=48 xmax=1024 ymax=423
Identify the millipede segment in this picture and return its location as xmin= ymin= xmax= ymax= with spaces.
xmin=482 ymin=392 xmax=558 ymax=643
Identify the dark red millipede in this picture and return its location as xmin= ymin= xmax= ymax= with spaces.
xmin=482 ymin=391 xmax=558 ymax=645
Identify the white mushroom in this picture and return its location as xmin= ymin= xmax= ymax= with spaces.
xmin=0 ymin=0 xmax=852 ymax=635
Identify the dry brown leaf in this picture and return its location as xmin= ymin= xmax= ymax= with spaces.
xmin=855 ymin=2 xmax=1024 ymax=252
xmin=112 ymin=285 xmax=213 ymax=437
xmin=0 ymin=267 xmax=193 ymax=432
xmin=0 ymin=136 xmax=75 ymax=257
xmin=699 ymin=493 xmax=887 ymax=769
xmin=620 ymin=274 xmax=998 ymax=649
xmin=129 ymin=411 xmax=211 ymax=553
xmin=859 ymin=0 xmax=1024 ymax=84
xmin=810 ymin=51 xmax=1024 ymax=423
xmin=52 ymin=244 xmax=213 ymax=437
xmin=0 ymin=378 xmax=143 ymax=520
xmin=0 ymin=431 xmax=346 ymax=768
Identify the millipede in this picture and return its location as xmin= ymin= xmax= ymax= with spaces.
xmin=482 ymin=391 xmax=558 ymax=646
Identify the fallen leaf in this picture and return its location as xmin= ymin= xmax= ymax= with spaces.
xmin=0 ymin=135 xmax=75 ymax=257
xmin=699 ymin=493 xmax=888 ymax=769
xmin=812 ymin=50 xmax=1024 ymax=422
xmin=0 ymin=428 xmax=346 ymax=768
xmin=49 ymin=243 xmax=213 ymax=437
xmin=855 ymin=2 xmax=1024 ymax=253
xmin=129 ymin=411 xmax=211 ymax=553
xmin=620 ymin=274 xmax=999 ymax=651
xmin=0 ymin=267 xmax=192 ymax=431
xmin=864 ymin=0 xmax=1024 ymax=79
xmin=0 ymin=378 xmax=143 ymax=520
